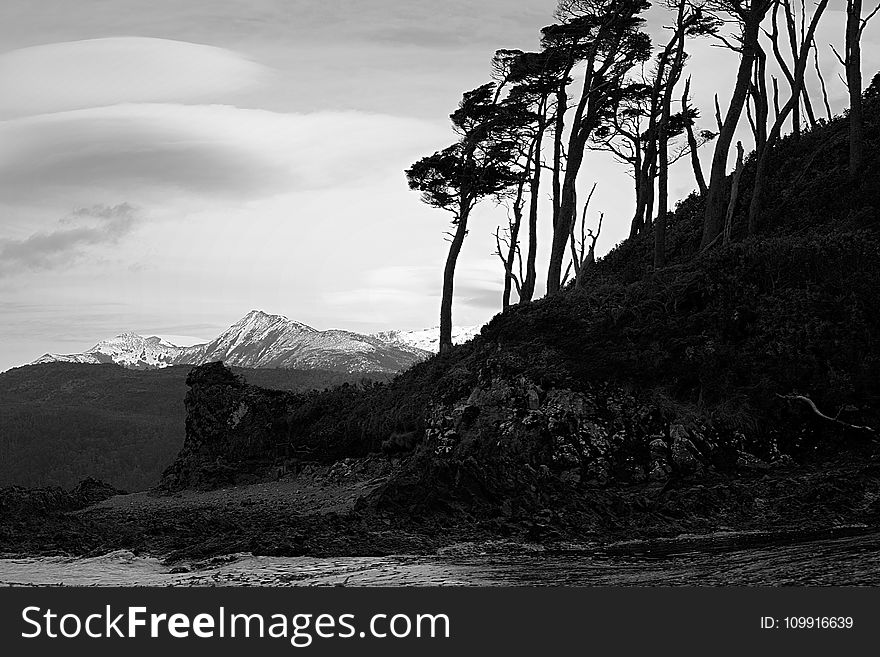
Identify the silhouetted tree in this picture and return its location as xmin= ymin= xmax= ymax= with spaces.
xmin=543 ymin=0 xmax=652 ymax=294
xmin=701 ymin=0 xmax=775 ymax=249
xmin=768 ymin=0 xmax=818 ymax=136
xmin=489 ymin=49 xmax=561 ymax=306
xmin=655 ymin=0 xmax=717 ymax=268
xmin=594 ymin=78 xmax=653 ymax=237
xmin=406 ymin=85 xmax=518 ymax=353
xmin=748 ymin=0 xmax=828 ymax=234
xmin=507 ymin=50 xmax=562 ymax=303
xmin=833 ymin=0 xmax=880 ymax=182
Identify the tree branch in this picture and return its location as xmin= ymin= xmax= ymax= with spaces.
xmin=777 ymin=394 xmax=876 ymax=434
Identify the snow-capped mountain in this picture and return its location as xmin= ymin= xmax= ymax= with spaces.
xmin=31 ymin=311 xmax=443 ymax=374
xmin=180 ymin=311 xmax=430 ymax=372
xmin=32 ymin=333 xmax=187 ymax=369
xmin=372 ymin=325 xmax=481 ymax=353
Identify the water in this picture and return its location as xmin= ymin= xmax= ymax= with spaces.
xmin=2 ymin=531 xmax=879 ymax=586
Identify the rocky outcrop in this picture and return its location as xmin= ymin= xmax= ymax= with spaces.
xmin=161 ymin=361 xmax=395 ymax=490
xmin=0 ymin=477 xmax=122 ymax=521
xmin=161 ymin=362 xmax=297 ymax=490
xmin=363 ymin=372 xmax=749 ymax=527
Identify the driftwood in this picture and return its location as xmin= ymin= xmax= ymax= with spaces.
xmin=777 ymin=393 xmax=876 ymax=434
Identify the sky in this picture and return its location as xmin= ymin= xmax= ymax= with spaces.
xmin=1 ymin=0 xmax=878 ymax=371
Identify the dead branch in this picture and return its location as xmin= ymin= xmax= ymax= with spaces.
xmin=812 ymin=42 xmax=833 ymax=121
xmin=777 ymin=394 xmax=876 ymax=434
xmin=829 ymin=42 xmax=845 ymax=67
xmin=682 ymin=76 xmax=708 ymax=195
xmin=772 ymin=76 xmax=781 ymax=123
xmin=493 ymin=226 xmax=522 ymax=296
xmin=860 ymin=1 xmax=880 ymax=35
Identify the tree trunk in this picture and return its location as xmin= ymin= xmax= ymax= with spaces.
xmin=439 ymin=209 xmax=469 ymax=354
xmin=552 ymin=85 xmax=567 ymax=234
xmin=683 ymin=77 xmax=708 ymax=196
xmin=701 ymin=16 xmax=761 ymax=250
xmin=847 ymin=0 xmax=865 ymax=183
xmin=656 ymin=115 xmax=669 ymax=268
xmin=547 ymin=69 xmax=595 ymax=294
xmin=629 ymin=154 xmax=645 ymax=237
xmin=547 ymin=132 xmax=588 ymax=293
xmin=501 ymin=202 xmax=523 ymax=310
xmin=656 ymin=3 xmax=687 ymax=269
xmin=724 ymin=141 xmax=745 ymax=244
xmin=520 ymin=117 xmax=545 ymax=304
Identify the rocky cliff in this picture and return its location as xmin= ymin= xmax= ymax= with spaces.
xmin=165 ymin=359 xmax=805 ymax=532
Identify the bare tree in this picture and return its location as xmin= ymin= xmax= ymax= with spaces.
xmin=768 ymin=0 xmax=818 ymax=135
xmin=564 ymin=182 xmax=604 ymax=287
xmin=494 ymin=223 xmax=524 ymax=308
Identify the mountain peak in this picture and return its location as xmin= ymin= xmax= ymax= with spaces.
xmin=243 ymin=309 xmax=283 ymax=321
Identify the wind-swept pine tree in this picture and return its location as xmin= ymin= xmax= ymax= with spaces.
xmin=543 ymin=0 xmax=652 ymax=294
xmin=406 ymin=85 xmax=518 ymax=354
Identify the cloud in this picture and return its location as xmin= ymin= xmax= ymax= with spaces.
xmin=0 ymin=103 xmax=449 ymax=205
xmin=0 ymin=203 xmax=140 ymax=275
xmin=0 ymin=37 xmax=268 ymax=118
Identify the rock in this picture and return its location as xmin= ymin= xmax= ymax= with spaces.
xmin=162 ymin=362 xmax=340 ymax=490
xmin=0 ymin=477 xmax=123 ymax=520
xmin=649 ymin=438 xmax=672 ymax=481
xmin=737 ymin=450 xmax=771 ymax=470
xmin=671 ymin=432 xmax=704 ymax=474
xmin=435 ymin=429 xmax=460 ymax=456
xmin=70 ymin=477 xmax=125 ymax=505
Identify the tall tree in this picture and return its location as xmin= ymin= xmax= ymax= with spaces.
xmin=544 ymin=0 xmax=652 ymax=294
xmin=834 ymin=0 xmax=880 ymax=182
xmin=656 ymin=0 xmax=714 ymax=268
xmin=406 ymin=85 xmax=517 ymax=354
xmin=499 ymin=50 xmax=561 ymax=303
xmin=700 ymin=0 xmax=775 ymax=250
xmin=747 ymin=0 xmax=829 ymax=234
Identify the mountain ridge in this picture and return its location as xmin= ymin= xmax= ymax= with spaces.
xmin=30 ymin=310 xmax=481 ymax=374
